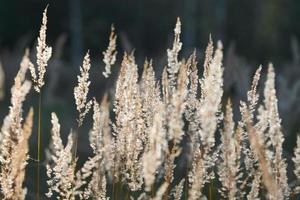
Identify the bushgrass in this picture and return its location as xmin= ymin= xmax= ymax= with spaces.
xmin=0 ymin=6 xmax=300 ymax=200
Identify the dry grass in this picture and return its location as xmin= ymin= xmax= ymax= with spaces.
xmin=0 ymin=7 xmax=299 ymax=200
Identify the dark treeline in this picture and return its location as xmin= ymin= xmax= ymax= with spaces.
xmin=0 ymin=0 xmax=299 ymax=64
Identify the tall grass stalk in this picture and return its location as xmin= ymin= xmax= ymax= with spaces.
xmin=27 ymin=6 xmax=52 ymax=199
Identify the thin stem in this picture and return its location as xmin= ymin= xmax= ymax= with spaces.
xmin=112 ymin=180 xmax=115 ymax=200
xmin=116 ymin=181 xmax=119 ymax=200
xmin=209 ymin=181 xmax=213 ymax=200
xmin=36 ymin=91 xmax=42 ymax=200
xmin=112 ymin=162 xmax=115 ymax=200
xmin=125 ymin=187 xmax=129 ymax=200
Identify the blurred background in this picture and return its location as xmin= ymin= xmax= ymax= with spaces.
xmin=2 ymin=0 xmax=300 ymax=63
xmin=1 ymin=0 xmax=300 ymax=198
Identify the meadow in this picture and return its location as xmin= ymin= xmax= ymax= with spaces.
xmin=0 ymin=7 xmax=300 ymax=200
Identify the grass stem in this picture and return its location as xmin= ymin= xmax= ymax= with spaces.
xmin=36 ymin=91 xmax=42 ymax=200
xmin=209 ymin=181 xmax=213 ymax=200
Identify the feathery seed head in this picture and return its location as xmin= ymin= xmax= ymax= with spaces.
xmin=103 ymin=24 xmax=117 ymax=78
xmin=167 ymin=17 xmax=182 ymax=89
xmin=74 ymin=51 xmax=93 ymax=127
xmin=30 ymin=6 xmax=52 ymax=93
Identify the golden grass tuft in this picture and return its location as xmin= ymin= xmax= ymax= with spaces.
xmin=0 ymin=8 xmax=299 ymax=200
